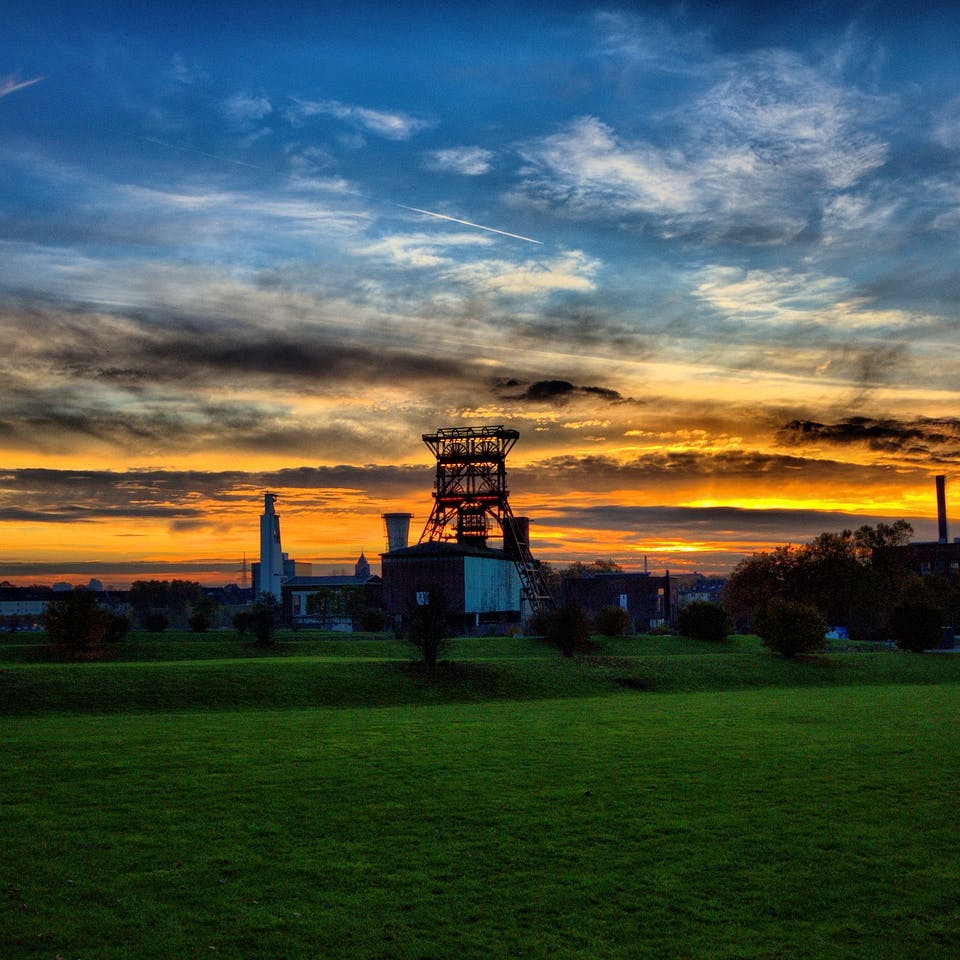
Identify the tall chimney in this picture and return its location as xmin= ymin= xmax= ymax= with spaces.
xmin=936 ymin=475 xmax=948 ymax=544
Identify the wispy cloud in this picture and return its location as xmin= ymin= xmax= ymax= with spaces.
xmin=513 ymin=43 xmax=890 ymax=244
xmin=355 ymin=231 xmax=492 ymax=268
xmin=933 ymin=95 xmax=960 ymax=150
xmin=443 ymin=250 xmax=599 ymax=295
xmin=0 ymin=73 xmax=44 ymax=98
xmin=689 ymin=265 xmax=927 ymax=333
xmin=423 ymin=146 xmax=495 ymax=175
xmin=223 ymin=91 xmax=272 ymax=126
xmin=286 ymin=97 xmax=432 ymax=139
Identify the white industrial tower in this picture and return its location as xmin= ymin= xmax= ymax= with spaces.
xmin=258 ymin=492 xmax=284 ymax=601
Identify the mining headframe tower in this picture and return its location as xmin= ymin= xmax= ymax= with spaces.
xmin=418 ymin=425 xmax=555 ymax=616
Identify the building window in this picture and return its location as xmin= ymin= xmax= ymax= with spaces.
xmin=416 ymin=591 xmax=430 ymax=606
xmin=619 ymin=594 xmax=628 ymax=611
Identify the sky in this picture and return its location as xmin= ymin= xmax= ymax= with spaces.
xmin=2 ymin=0 xmax=959 ymax=587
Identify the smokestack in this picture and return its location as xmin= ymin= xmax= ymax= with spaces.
xmin=503 ymin=516 xmax=530 ymax=559
xmin=383 ymin=513 xmax=413 ymax=552
xmin=936 ymin=475 xmax=948 ymax=544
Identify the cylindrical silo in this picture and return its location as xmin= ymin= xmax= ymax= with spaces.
xmin=383 ymin=513 xmax=413 ymax=552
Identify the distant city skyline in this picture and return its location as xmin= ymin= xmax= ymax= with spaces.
xmin=2 ymin=1 xmax=959 ymax=585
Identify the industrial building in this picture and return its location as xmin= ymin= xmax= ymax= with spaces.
xmin=252 ymin=492 xmax=313 ymax=600
xmin=380 ymin=425 xmax=552 ymax=633
xmin=381 ymin=540 xmax=521 ymax=633
xmin=558 ymin=570 xmax=671 ymax=633
xmin=899 ymin=474 xmax=960 ymax=578
xmin=257 ymin=425 xmax=670 ymax=634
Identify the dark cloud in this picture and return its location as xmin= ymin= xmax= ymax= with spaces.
xmin=0 ymin=560 xmax=242 ymax=579
xmin=497 ymin=378 xmax=625 ymax=405
xmin=507 ymin=303 xmax=658 ymax=357
xmin=0 ymin=505 xmax=204 ymax=523
xmin=781 ymin=416 xmax=960 ymax=460
xmin=0 ymin=297 xmax=462 ymax=391
xmin=505 ymin=448 xmax=934 ymax=507
xmin=521 ymin=380 xmax=576 ymax=401
xmin=537 ymin=504 xmax=934 ymax=545
xmin=0 ymin=465 xmax=429 ymax=524
xmin=581 ymin=385 xmax=623 ymax=401
xmin=0 ymin=294 xmax=490 ymax=455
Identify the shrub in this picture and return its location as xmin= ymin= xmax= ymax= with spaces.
xmin=533 ymin=604 xmax=590 ymax=658
xmin=232 ymin=611 xmax=250 ymax=638
xmin=250 ymin=593 xmax=281 ymax=646
xmin=144 ymin=612 xmax=169 ymax=633
xmin=676 ymin=601 xmax=729 ymax=643
xmin=755 ymin=598 xmax=826 ymax=658
xmin=359 ymin=607 xmax=388 ymax=632
xmin=594 ymin=606 xmax=631 ymax=637
xmin=888 ymin=600 xmax=944 ymax=652
xmin=847 ymin=605 xmax=887 ymax=644
xmin=42 ymin=590 xmax=110 ymax=655
xmin=188 ymin=611 xmax=211 ymax=633
xmin=103 ymin=613 xmax=131 ymax=643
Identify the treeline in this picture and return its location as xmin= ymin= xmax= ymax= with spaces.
xmin=127 ymin=579 xmax=221 ymax=632
xmin=721 ymin=521 xmax=957 ymax=651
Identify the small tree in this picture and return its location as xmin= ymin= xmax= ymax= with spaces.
xmin=359 ymin=607 xmax=388 ymax=632
xmin=888 ymin=600 xmax=944 ymax=652
xmin=250 ymin=593 xmax=281 ymax=646
xmin=232 ymin=610 xmax=251 ymax=638
xmin=677 ymin=601 xmax=729 ymax=643
xmin=755 ymin=598 xmax=826 ymax=658
xmin=594 ymin=606 xmax=631 ymax=637
xmin=406 ymin=588 xmax=451 ymax=675
xmin=534 ymin=604 xmax=590 ymax=658
xmin=43 ymin=590 xmax=110 ymax=656
xmin=188 ymin=595 xmax=219 ymax=633
xmin=144 ymin=612 xmax=168 ymax=633
xmin=103 ymin=612 xmax=131 ymax=643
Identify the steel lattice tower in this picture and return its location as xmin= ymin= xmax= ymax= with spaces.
xmin=419 ymin=425 xmax=554 ymax=614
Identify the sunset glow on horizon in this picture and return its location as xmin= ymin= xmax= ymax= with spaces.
xmin=2 ymin=1 xmax=959 ymax=588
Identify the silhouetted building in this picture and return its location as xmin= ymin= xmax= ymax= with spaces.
xmin=257 ymin=492 xmax=284 ymax=600
xmin=381 ymin=541 xmax=522 ymax=634
xmin=283 ymin=554 xmax=381 ymax=629
xmin=560 ymin=571 xmax=671 ymax=631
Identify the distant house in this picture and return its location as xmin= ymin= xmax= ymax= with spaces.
xmin=0 ymin=586 xmax=53 ymax=629
xmin=282 ymin=553 xmax=382 ymax=630
xmin=559 ymin=571 xmax=671 ymax=632
xmin=675 ymin=576 xmax=726 ymax=608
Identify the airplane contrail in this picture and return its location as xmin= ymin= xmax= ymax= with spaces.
xmin=126 ymin=132 xmax=270 ymax=172
xmin=390 ymin=203 xmax=543 ymax=245
xmin=119 ymin=130 xmax=543 ymax=245
xmin=0 ymin=74 xmax=45 ymax=98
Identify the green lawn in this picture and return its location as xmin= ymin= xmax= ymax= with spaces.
xmin=2 ymin=634 xmax=959 ymax=958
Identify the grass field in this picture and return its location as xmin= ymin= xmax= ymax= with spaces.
xmin=2 ymin=633 xmax=959 ymax=958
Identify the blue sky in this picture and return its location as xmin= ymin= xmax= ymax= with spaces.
xmin=2 ymin=1 xmax=959 ymax=583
